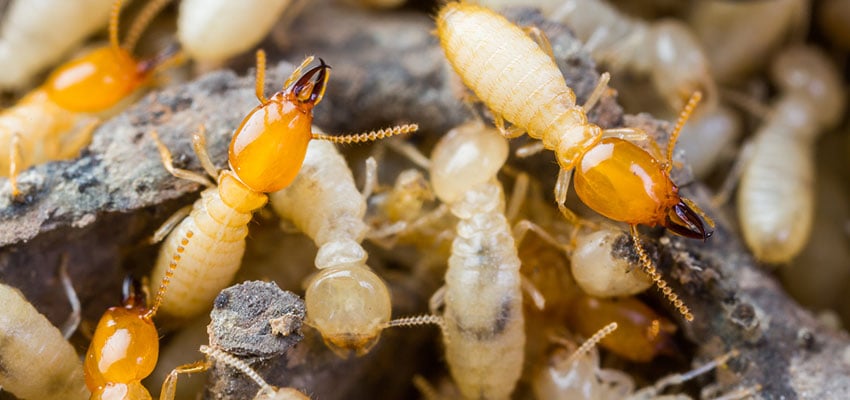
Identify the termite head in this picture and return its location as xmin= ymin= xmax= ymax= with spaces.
xmin=664 ymin=199 xmax=710 ymax=240
xmin=304 ymin=266 xmax=392 ymax=358
xmin=430 ymin=121 xmax=508 ymax=205
xmin=286 ymin=59 xmax=331 ymax=111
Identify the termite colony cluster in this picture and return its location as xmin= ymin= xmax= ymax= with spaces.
xmin=0 ymin=0 xmax=849 ymax=399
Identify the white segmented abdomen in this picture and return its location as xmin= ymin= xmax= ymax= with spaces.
xmin=178 ymin=0 xmax=292 ymax=62
xmin=443 ymin=182 xmax=524 ymax=400
xmin=151 ymin=188 xmax=253 ymax=318
xmin=738 ymin=116 xmax=815 ymax=264
xmin=437 ymin=4 xmax=576 ymax=140
xmin=0 ymin=90 xmax=82 ymax=176
xmin=0 ymin=283 xmax=88 ymax=400
xmin=0 ymin=0 xmax=114 ymax=89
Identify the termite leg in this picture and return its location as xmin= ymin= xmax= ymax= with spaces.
xmin=522 ymin=26 xmax=556 ymax=63
xmin=492 ymin=114 xmax=525 ymax=139
xmin=148 ymin=205 xmax=193 ymax=244
xmin=386 ymin=139 xmax=431 ymax=169
xmin=515 ymin=142 xmax=545 ymax=158
xmin=512 ymin=219 xmax=569 ymax=252
xmin=361 ymin=157 xmax=379 ymax=201
xmin=58 ymin=254 xmax=81 ymax=339
xmin=521 ymin=276 xmax=546 ymax=310
xmin=582 ymin=72 xmax=610 ymax=113
xmin=602 ymin=127 xmax=664 ymax=160
xmin=505 ymin=172 xmax=529 ymax=222
xmin=554 ymin=168 xmax=581 ymax=225
xmin=160 ymin=360 xmax=211 ymax=400
xmin=59 ymin=119 xmax=100 ymax=159
xmin=643 ymin=349 xmax=739 ymax=396
xmin=191 ymin=125 xmax=219 ymax=179
xmin=150 ymin=130 xmax=215 ymax=187
xmin=8 ymin=132 xmax=22 ymax=197
xmin=412 ymin=375 xmax=444 ymax=400
xmin=711 ymin=140 xmax=754 ymax=207
xmin=429 ymin=286 xmax=446 ymax=315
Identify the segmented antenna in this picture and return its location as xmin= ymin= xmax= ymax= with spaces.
xmin=109 ymin=0 xmax=122 ymax=52
xmin=312 ymin=124 xmax=419 ymax=144
xmin=145 ymin=230 xmax=193 ymax=319
xmin=630 ymin=226 xmax=694 ymax=321
xmin=200 ymin=345 xmax=274 ymax=392
xmin=563 ymin=322 xmax=618 ymax=366
xmin=665 ymin=91 xmax=702 ymax=173
xmin=123 ymin=0 xmax=172 ymax=51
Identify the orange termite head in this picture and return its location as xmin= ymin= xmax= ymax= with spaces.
xmin=287 ymin=58 xmax=331 ymax=108
xmin=665 ymin=199 xmax=711 ymax=240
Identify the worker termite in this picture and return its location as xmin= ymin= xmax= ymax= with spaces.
xmin=533 ymin=323 xmax=753 ymax=400
xmin=436 ymin=2 xmax=712 ymax=321
xmin=177 ymin=0 xmax=301 ymax=65
xmin=269 ymin=137 xmax=392 ymax=357
xmin=148 ymin=49 xmax=416 ymax=319
xmin=162 ymin=345 xmax=310 ymax=400
xmin=419 ymin=121 xmax=526 ymax=400
xmin=0 ymin=0 xmax=176 ymax=198
xmin=0 ymin=281 xmax=88 ymax=400
xmin=83 ymin=276 xmax=164 ymax=399
xmin=567 ymin=295 xmax=677 ymax=363
xmin=736 ymin=45 xmax=845 ymax=263
xmin=0 ymin=0 xmax=114 ymax=90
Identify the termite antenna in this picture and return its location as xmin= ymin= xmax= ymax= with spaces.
xmin=665 ymin=91 xmax=702 ymax=173
xmin=199 ymin=345 xmax=274 ymax=393
xmin=123 ymin=0 xmax=172 ymax=51
xmin=255 ymin=50 xmax=269 ymax=104
xmin=145 ymin=229 xmax=192 ymax=319
xmin=312 ymin=124 xmax=419 ymax=144
xmin=629 ymin=225 xmax=694 ymax=321
xmin=384 ymin=314 xmax=448 ymax=339
xmin=563 ymin=322 xmax=618 ymax=366
xmin=109 ymin=0 xmax=123 ymax=53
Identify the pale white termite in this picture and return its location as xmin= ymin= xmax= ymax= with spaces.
xmin=178 ymin=0 xmax=295 ymax=64
xmin=737 ymin=45 xmax=845 ymax=263
xmin=162 ymin=345 xmax=310 ymax=400
xmin=472 ymin=0 xmax=717 ymax=113
xmin=0 ymin=282 xmax=89 ymax=400
xmin=533 ymin=323 xmax=753 ymax=400
xmin=425 ymin=120 xmax=525 ymax=400
xmin=147 ymin=51 xmax=416 ymax=319
xmin=569 ymin=226 xmax=654 ymax=298
xmin=437 ymin=2 xmax=713 ymax=321
xmin=0 ymin=0 xmax=114 ymax=90
xmin=269 ymin=137 xmax=393 ymax=358
xmin=688 ymin=0 xmax=809 ymax=84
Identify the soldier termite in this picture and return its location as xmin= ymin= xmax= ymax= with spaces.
xmin=436 ymin=2 xmax=712 ymax=321
xmin=736 ymin=45 xmax=845 ymax=263
xmin=148 ymin=50 xmax=416 ymax=319
xmin=0 ymin=281 xmax=88 ymax=400
xmin=533 ymin=323 xmax=752 ymax=400
xmin=162 ymin=345 xmax=310 ymax=400
xmin=0 ymin=0 xmax=176 ymax=198
xmin=0 ymin=0 xmax=114 ymax=90
xmin=269 ymin=137 xmax=393 ymax=357
xmin=177 ymin=0 xmax=299 ymax=65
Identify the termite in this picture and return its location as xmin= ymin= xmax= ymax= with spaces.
xmin=1 ymin=0 xmax=176 ymax=197
xmin=472 ymin=0 xmax=717 ymax=114
xmin=162 ymin=345 xmax=310 ymax=400
xmin=269 ymin=138 xmax=392 ymax=357
xmin=177 ymin=0 xmax=299 ymax=65
xmin=425 ymin=121 xmax=526 ymax=400
xmin=533 ymin=323 xmax=753 ymax=399
xmin=0 ymin=0 xmax=115 ymax=90
xmin=148 ymin=50 xmax=416 ymax=320
xmin=436 ymin=2 xmax=712 ymax=321
xmin=0 ymin=281 xmax=88 ymax=400
xmin=83 ymin=276 xmax=164 ymax=399
xmin=736 ymin=45 xmax=845 ymax=263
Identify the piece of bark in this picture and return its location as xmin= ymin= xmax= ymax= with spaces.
xmin=0 ymin=2 xmax=847 ymax=399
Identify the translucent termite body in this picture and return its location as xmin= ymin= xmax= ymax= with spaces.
xmin=162 ymin=345 xmax=310 ymax=400
xmin=737 ymin=45 xmax=845 ymax=263
xmin=1 ymin=0 xmax=174 ymax=197
xmin=0 ymin=282 xmax=88 ymax=400
xmin=149 ymin=50 xmax=415 ymax=319
xmin=0 ymin=0 xmax=114 ymax=90
xmin=437 ymin=2 xmax=711 ymax=321
xmin=428 ymin=121 xmax=525 ymax=400
xmin=533 ymin=323 xmax=748 ymax=400
xmin=569 ymin=226 xmax=653 ymax=298
xmin=472 ymin=0 xmax=716 ymax=113
xmin=177 ymin=0 xmax=293 ymax=63
xmin=270 ymin=138 xmax=392 ymax=357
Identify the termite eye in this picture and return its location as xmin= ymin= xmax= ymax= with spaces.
xmin=291 ymin=60 xmax=331 ymax=105
xmin=665 ymin=201 xmax=709 ymax=240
